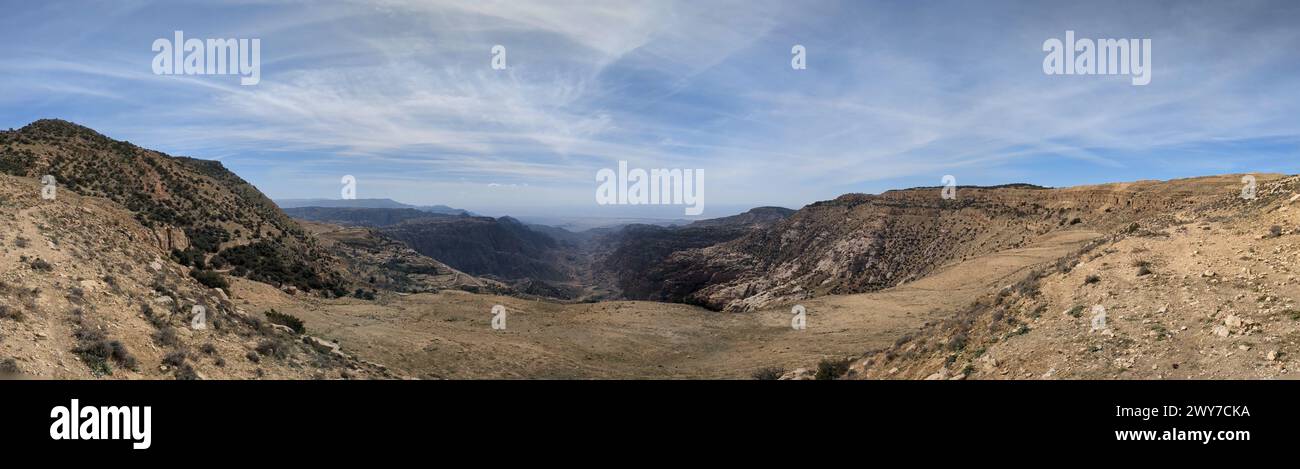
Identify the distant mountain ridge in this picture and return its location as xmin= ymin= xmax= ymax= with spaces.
xmin=276 ymin=198 xmax=470 ymax=216
xmin=282 ymin=206 xmax=455 ymax=227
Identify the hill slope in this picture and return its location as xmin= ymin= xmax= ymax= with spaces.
xmin=0 ymin=119 xmax=342 ymax=294
xmin=0 ymin=174 xmax=389 ymax=379
xmin=639 ymin=178 xmax=1272 ymax=311
xmin=843 ymin=175 xmax=1300 ymax=380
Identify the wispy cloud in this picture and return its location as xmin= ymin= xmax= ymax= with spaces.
xmin=1 ymin=0 xmax=1297 ymax=216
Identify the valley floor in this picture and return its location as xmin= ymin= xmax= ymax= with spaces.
xmin=232 ymin=230 xmax=1100 ymax=378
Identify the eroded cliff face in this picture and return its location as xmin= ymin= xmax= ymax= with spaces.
xmin=642 ymin=177 xmax=1264 ymax=311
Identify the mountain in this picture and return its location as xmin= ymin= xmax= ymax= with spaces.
xmin=0 ymin=119 xmax=343 ymax=294
xmin=283 ymin=206 xmax=452 ymax=227
xmin=842 ymin=174 xmax=1300 ymax=380
xmin=687 ymin=206 xmax=796 ymax=228
xmin=295 ymin=220 xmax=505 ymax=294
xmin=379 ymin=215 xmax=575 ymax=283
xmin=276 ymin=198 xmax=469 ymax=216
xmin=592 ymin=206 xmax=797 ymax=301
xmin=634 ymin=178 xmax=1273 ymax=311
xmin=0 ymin=173 xmax=390 ymax=379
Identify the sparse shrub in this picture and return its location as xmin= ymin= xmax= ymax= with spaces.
xmin=1055 ymin=258 xmax=1078 ymax=274
xmin=893 ymin=333 xmax=914 ymax=348
xmin=29 ymin=258 xmax=52 ymax=271
xmin=141 ymin=303 xmax=168 ymax=328
xmin=162 ymin=350 xmax=187 ymax=368
xmin=189 ymin=269 xmax=229 ymax=290
xmin=200 ymin=343 xmax=218 ymax=355
xmin=1029 ymin=304 xmax=1047 ymax=319
xmin=67 ymin=287 xmax=85 ymax=303
xmin=245 ymin=350 xmax=261 ymax=363
xmin=1067 ymin=305 xmax=1086 ymax=318
xmin=171 ymin=247 xmax=205 ymax=269
xmin=264 ymin=309 xmax=305 ymax=334
xmin=175 ymin=363 xmax=200 ymax=380
xmin=1084 ymin=274 xmax=1101 ymax=285
xmin=1012 ymin=273 xmax=1041 ymax=297
xmin=1136 ymin=265 xmax=1152 ymax=276
xmin=1269 ymin=225 xmax=1283 ymax=238
xmin=255 ymin=339 xmax=290 ymax=359
xmin=73 ymin=337 xmax=137 ymax=374
xmin=0 ymin=358 xmax=19 ymax=376
xmin=0 ymin=305 xmax=22 ymax=322
xmin=815 ymin=358 xmax=851 ymax=380
xmin=751 ymin=366 xmax=785 ymax=380
xmin=14 ymin=236 xmax=29 ymax=248
xmin=947 ymin=332 xmax=968 ymax=351
xmin=153 ymin=326 xmax=181 ymax=347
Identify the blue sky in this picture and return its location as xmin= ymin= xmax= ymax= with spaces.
xmin=2 ymin=0 xmax=1298 ymax=218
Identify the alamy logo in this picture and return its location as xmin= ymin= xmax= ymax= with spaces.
xmin=341 ymin=175 xmax=357 ymax=200
xmin=1240 ymin=175 xmax=1256 ymax=200
xmin=50 ymin=399 xmax=152 ymax=450
xmin=596 ymin=161 xmax=704 ymax=216
xmin=491 ymin=305 xmax=507 ymax=330
xmin=1043 ymin=31 xmax=1151 ymax=86
xmin=40 ymin=175 xmax=57 ymax=200
xmin=152 ymin=31 xmax=260 ymax=85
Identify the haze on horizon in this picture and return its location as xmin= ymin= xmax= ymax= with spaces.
xmin=2 ymin=0 xmax=1298 ymax=218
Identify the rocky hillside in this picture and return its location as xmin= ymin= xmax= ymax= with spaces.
xmin=0 ymin=120 xmax=343 ymax=294
xmin=822 ymin=174 xmax=1300 ymax=380
xmin=380 ymin=215 xmax=574 ymax=283
xmin=592 ymin=206 xmax=796 ymax=301
xmin=0 ymin=174 xmax=391 ymax=379
xmin=639 ymin=178 xmax=1268 ymax=311
xmin=297 ymin=220 xmax=507 ymax=295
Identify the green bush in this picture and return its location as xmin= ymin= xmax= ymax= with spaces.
xmin=815 ymin=358 xmax=851 ymax=380
xmin=264 ymin=309 xmax=305 ymax=334
xmin=751 ymin=367 xmax=785 ymax=380
xmin=190 ymin=269 xmax=229 ymax=290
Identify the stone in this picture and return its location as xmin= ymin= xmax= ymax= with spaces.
xmin=924 ymin=368 xmax=951 ymax=380
xmin=304 ymin=336 xmax=341 ymax=355
xmin=778 ymin=367 xmax=815 ymax=380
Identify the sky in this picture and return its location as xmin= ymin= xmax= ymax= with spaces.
xmin=1 ymin=0 xmax=1298 ymax=219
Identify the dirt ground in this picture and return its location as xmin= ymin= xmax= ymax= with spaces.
xmin=230 ymin=230 xmax=1100 ymax=379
